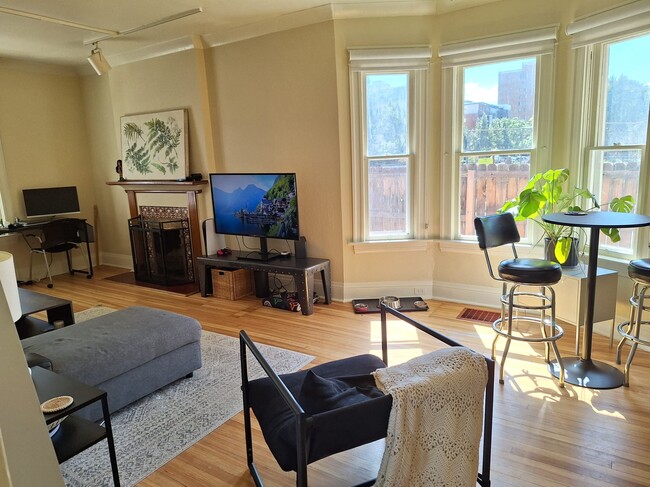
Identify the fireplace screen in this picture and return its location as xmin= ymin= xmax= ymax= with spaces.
xmin=128 ymin=216 xmax=194 ymax=285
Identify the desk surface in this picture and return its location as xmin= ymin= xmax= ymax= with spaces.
xmin=0 ymin=217 xmax=88 ymax=235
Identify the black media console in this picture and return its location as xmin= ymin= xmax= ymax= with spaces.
xmin=198 ymin=251 xmax=331 ymax=315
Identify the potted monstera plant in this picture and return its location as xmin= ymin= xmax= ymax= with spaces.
xmin=499 ymin=168 xmax=634 ymax=265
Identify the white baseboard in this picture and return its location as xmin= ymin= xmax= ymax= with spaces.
xmin=99 ymin=252 xmax=132 ymax=270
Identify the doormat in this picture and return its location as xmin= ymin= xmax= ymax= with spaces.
xmin=457 ymin=307 xmax=500 ymax=323
xmin=104 ymin=272 xmax=199 ymax=296
xmin=352 ymin=297 xmax=428 ymax=314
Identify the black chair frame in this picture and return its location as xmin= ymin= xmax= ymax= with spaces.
xmin=240 ymin=304 xmax=495 ymax=487
xmin=22 ymin=219 xmax=93 ymax=288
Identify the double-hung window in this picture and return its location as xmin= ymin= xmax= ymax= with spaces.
xmin=349 ymin=47 xmax=430 ymax=244
xmin=439 ymin=27 xmax=557 ymax=241
xmin=568 ymin=3 xmax=650 ymax=258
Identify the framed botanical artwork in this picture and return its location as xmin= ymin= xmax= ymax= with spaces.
xmin=120 ymin=109 xmax=189 ymax=180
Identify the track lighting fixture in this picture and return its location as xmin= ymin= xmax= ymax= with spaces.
xmin=87 ymin=43 xmax=111 ymax=75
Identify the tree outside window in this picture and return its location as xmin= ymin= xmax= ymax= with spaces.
xmin=459 ymin=58 xmax=537 ymax=238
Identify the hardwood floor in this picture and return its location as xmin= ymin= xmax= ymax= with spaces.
xmin=30 ymin=266 xmax=650 ymax=486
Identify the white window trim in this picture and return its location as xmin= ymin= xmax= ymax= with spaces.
xmin=349 ymin=46 xmax=431 ymax=244
xmin=439 ymin=29 xmax=556 ymax=242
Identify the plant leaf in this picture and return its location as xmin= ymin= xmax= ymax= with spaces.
xmin=600 ymin=227 xmax=621 ymax=242
xmin=609 ymin=195 xmax=634 ymax=213
xmin=554 ymin=237 xmax=573 ymax=264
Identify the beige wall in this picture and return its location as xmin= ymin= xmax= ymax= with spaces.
xmin=82 ymin=50 xmax=215 ymax=263
xmin=0 ymin=60 xmax=94 ymax=280
xmin=211 ymin=22 xmax=344 ymax=278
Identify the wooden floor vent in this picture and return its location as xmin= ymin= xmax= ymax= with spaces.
xmin=457 ymin=307 xmax=500 ymax=324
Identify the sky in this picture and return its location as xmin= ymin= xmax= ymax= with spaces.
xmin=463 ymin=33 xmax=650 ymax=105
xmin=211 ymin=174 xmax=280 ymax=193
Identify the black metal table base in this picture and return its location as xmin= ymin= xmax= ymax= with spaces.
xmin=549 ymin=357 xmax=624 ymax=389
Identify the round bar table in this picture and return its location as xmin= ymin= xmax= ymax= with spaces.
xmin=543 ymin=211 xmax=650 ymax=389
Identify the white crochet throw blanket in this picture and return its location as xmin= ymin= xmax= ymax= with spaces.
xmin=372 ymin=347 xmax=488 ymax=487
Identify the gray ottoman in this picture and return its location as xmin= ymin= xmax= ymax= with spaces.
xmin=22 ymin=306 xmax=202 ymax=421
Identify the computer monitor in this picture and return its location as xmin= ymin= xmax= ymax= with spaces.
xmin=22 ymin=186 xmax=80 ymax=219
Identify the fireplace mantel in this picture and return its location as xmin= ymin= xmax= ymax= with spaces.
xmin=106 ymin=180 xmax=208 ymax=188
xmin=107 ymin=180 xmax=208 ymax=284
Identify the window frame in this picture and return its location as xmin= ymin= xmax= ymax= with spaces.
xmin=349 ymin=47 xmax=430 ymax=244
xmin=440 ymin=48 xmax=555 ymax=242
xmin=572 ymin=32 xmax=650 ymax=259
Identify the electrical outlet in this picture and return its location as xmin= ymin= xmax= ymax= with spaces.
xmin=414 ymin=288 xmax=425 ymax=295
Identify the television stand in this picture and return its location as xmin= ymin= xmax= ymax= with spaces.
xmin=198 ymin=251 xmax=331 ymax=315
xmin=236 ymin=251 xmax=283 ymax=262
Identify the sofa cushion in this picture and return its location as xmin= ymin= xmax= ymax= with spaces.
xmin=21 ymin=306 xmax=202 ymax=387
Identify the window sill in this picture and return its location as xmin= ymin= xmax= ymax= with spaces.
xmin=350 ymin=239 xmax=433 ymax=254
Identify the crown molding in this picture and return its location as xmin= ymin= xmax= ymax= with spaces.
xmin=81 ymin=1 xmax=438 ymax=68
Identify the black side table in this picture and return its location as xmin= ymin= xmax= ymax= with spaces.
xmin=31 ymin=367 xmax=120 ymax=486
xmin=16 ymin=288 xmax=75 ymax=339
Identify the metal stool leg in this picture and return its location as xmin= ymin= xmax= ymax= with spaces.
xmin=497 ymin=286 xmax=517 ymax=384
xmin=623 ymin=286 xmax=649 ymax=386
xmin=540 ymin=287 xmax=550 ymax=363
xmin=617 ymin=283 xmax=641 ymax=364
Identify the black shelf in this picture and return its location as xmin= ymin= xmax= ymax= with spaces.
xmin=31 ymin=367 xmax=120 ymax=485
xmin=50 ymin=415 xmax=107 ymax=463
xmin=15 ymin=315 xmax=54 ymax=339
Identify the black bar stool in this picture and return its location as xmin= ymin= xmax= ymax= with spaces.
xmin=475 ymin=213 xmax=565 ymax=387
xmin=615 ymin=258 xmax=650 ymax=386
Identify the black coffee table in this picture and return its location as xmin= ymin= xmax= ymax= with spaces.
xmin=31 ymin=367 xmax=120 ymax=486
xmin=15 ymin=288 xmax=74 ymax=339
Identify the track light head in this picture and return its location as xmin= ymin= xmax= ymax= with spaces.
xmin=87 ymin=43 xmax=111 ymax=75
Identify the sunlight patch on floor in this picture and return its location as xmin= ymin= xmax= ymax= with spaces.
xmin=497 ymin=345 xmax=626 ymax=419
xmin=368 ymin=319 xmax=423 ymax=364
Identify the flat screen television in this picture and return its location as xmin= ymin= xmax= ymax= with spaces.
xmin=209 ymin=173 xmax=299 ymax=261
xmin=22 ymin=186 xmax=80 ymax=219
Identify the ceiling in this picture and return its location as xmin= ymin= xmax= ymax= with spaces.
xmin=0 ymin=0 xmax=500 ymax=73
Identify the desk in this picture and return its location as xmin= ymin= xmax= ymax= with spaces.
xmin=15 ymin=288 xmax=74 ymax=339
xmin=31 ymin=367 xmax=120 ymax=486
xmin=543 ymin=211 xmax=650 ymax=389
xmin=198 ymin=252 xmax=331 ymax=315
xmin=0 ymin=218 xmax=93 ymax=279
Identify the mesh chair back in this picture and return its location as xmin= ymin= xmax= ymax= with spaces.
xmin=474 ymin=213 xmax=520 ymax=250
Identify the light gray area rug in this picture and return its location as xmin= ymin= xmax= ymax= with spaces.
xmin=74 ymin=305 xmax=116 ymax=322
xmin=60 ymin=309 xmax=314 ymax=486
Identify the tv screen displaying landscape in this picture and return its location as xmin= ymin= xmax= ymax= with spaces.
xmin=209 ymin=173 xmax=300 ymax=240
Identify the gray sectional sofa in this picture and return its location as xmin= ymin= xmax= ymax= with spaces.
xmin=22 ymin=306 xmax=202 ymax=421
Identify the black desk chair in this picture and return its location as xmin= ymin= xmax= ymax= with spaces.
xmin=23 ymin=219 xmax=92 ymax=288
xmin=474 ymin=213 xmax=565 ymax=387
xmin=240 ymin=304 xmax=494 ymax=487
